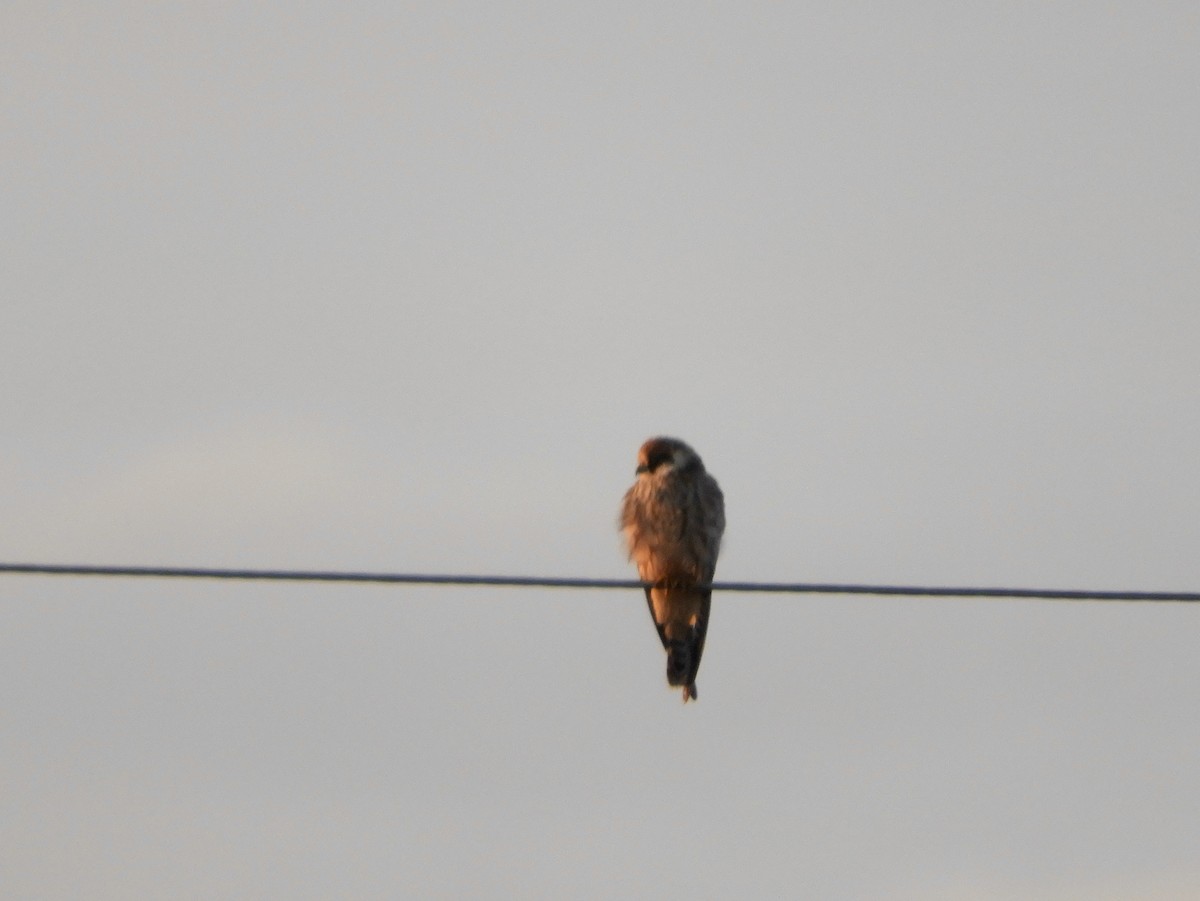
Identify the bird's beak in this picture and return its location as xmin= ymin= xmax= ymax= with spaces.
xmin=635 ymin=464 xmax=649 ymax=474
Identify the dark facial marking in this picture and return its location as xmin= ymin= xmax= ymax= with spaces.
xmin=642 ymin=442 xmax=675 ymax=473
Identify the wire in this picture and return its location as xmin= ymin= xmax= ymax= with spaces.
xmin=0 ymin=562 xmax=1197 ymax=602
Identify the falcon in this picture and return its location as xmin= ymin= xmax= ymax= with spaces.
xmin=620 ymin=437 xmax=725 ymax=702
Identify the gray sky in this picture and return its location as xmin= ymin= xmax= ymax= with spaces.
xmin=3 ymin=2 xmax=1199 ymax=898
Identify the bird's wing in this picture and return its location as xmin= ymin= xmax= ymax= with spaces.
xmin=644 ymin=585 xmax=670 ymax=650
xmin=684 ymin=588 xmax=712 ymax=688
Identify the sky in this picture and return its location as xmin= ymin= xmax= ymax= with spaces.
xmin=3 ymin=2 xmax=1199 ymax=898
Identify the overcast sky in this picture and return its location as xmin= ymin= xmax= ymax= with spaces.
xmin=3 ymin=3 xmax=1199 ymax=898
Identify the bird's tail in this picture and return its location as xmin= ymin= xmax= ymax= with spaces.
xmin=648 ymin=581 xmax=709 ymax=703
xmin=666 ymin=639 xmax=698 ymax=702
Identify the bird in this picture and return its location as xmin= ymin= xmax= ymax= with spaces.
xmin=620 ymin=437 xmax=725 ymax=702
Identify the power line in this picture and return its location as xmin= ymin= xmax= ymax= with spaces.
xmin=0 ymin=562 xmax=1197 ymax=602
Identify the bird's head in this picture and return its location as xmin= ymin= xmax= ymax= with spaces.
xmin=634 ymin=437 xmax=700 ymax=476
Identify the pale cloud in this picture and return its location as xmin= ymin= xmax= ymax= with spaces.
xmin=3 ymin=2 xmax=1198 ymax=898
xmin=3 ymin=420 xmax=370 ymax=563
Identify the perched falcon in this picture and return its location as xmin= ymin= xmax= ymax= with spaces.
xmin=620 ymin=437 xmax=725 ymax=702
